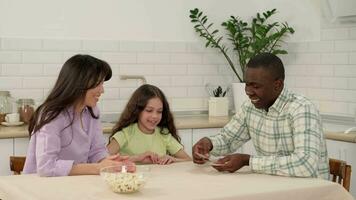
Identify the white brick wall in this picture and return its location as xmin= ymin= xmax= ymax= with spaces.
xmin=1 ymin=29 xmax=356 ymax=117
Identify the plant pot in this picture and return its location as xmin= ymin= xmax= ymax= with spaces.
xmin=232 ymin=82 xmax=248 ymax=112
xmin=208 ymin=97 xmax=228 ymax=116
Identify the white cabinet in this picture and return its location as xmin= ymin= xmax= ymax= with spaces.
xmin=14 ymin=138 xmax=29 ymax=156
xmin=327 ymin=139 xmax=356 ymax=197
xmin=178 ymin=129 xmax=192 ymax=157
xmin=0 ymin=139 xmax=13 ymax=176
xmin=0 ymin=138 xmax=29 ymax=176
xmin=192 ymin=128 xmax=221 ymax=145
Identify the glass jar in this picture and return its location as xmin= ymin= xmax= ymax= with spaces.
xmin=0 ymin=91 xmax=14 ymax=123
xmin=17 ymin=98 xmax=35 ymax=124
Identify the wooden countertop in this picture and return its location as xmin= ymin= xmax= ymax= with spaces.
xmin=1 ymin=115 xmax=355 ymax=143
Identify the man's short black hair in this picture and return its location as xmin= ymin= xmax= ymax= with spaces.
xmin=246 ymin=53 xmax=285 ymax=80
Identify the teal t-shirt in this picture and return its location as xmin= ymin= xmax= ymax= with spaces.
xmin=111 ymin=123 xmax=183 ymax=156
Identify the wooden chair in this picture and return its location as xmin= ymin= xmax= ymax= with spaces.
xmin=329 ymin=158 xmax=352 ymax=191
xmin=10 ymin=156 xmax=26 ymax=175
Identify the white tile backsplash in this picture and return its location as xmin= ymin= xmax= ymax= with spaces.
xmin=348 ymin=27 xmax=356 ymax=39
xmin=335 ymin=40 xmax=356 ymax=52
xmin=1 ymin=38 xmax=42 ymax=50
xmin=161 ymin=87 xmax=187 ymax=98
xmin=0 ymin=51 xmax=22 ymax=63
xmin=137 ymin=53 xmax=170 ymax=64
xmin=2 ymin=64 xmax=43 ymax=76
xmin=145 ymin=76 xmax=171 ymax=87
xmin=23 ymin=52 xmax=62 ymax=64
xmin=82 ymin=40 xmax=119 ymax=51
xmin=334 ymin=90 xmax=356 ymax=102
xmin=102 ymin=52 xmax=137 ymax=64
xmin=43 ymin=39 xmax=81 ymax=51
xmin=1 ymin=28 xmax=356 ymax=116
xmin=11 ymin=89 xmax=44 ymax=101
xmin=119 ymin=41 xmax=154 ymax=52
xmin=295 ymin=53 xmax=321 ymax=64
xmin=321 ymin=53 xmax=349 ymax=64
xmin=102 ymin=88 xmax=120 ymax=100
xmin=154 ymin=42 xmax=187 ymax=53
xmin=308 ymin=41 xmax=334 ymax=53
xmin=321 ymin=28 xmax=349 ymax=40
xmin=170 ymin=53 xmax=202 ymax=64
xmin=154 ymin=65 xmax=187 ymax=75
xmin=187 ymin=64 xmax=219 ymax=75
xmin=321 ymin=77 xmax=348 ymax=89
xmin=348 ymin=78 xmax=356 ymax=89
xmin=0 ymin=77 xmax=22 ymax=89
xmin=349 ymin=53 xmax=356 ymax=64
xmin=307 ymin=88 xmax=334 ymax=101
xmin=22 ymin=77 xmax=56 ymax=89
xmin=334 ymin=65 xmax=356 ymax=77
xmin=172 ymin=76 xmax=203 ymax=86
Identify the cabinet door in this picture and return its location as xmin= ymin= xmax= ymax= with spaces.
xmin=192 ymin=128 xmax=221 ymax=145
xmin=178 ymin=129 xmax=192 ymax=157
xmin=326 ymin=139 xmax=341 ymax=160
xmin=14 ymin=138 xmax=29 ymax=156
xmin=0 ymin=139 xmax=13 ymax=175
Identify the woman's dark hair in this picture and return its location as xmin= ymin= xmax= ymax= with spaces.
xmin=28 ymin=54 xmax=112 ymax=136
xmin=247 ymin=52 xmax=285 ymax=80
xmin=110 ymin=84 xmax=180 ymax=143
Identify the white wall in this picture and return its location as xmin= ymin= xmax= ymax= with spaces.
xmin=1 ymin=0 xmax=356 ymax=118
xmin=0 ymin=0 xmax=320 ymax=41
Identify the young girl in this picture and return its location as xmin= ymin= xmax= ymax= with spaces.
xmin=23 ymin=54 xmax=132 ymax=177
xmin=107 ymin=84 xmax=191 ymax=165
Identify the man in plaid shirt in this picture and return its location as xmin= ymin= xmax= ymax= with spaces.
xmin=193 ymin=53 xmax=329 ymax=179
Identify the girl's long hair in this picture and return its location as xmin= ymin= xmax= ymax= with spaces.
xmin=110 ymin=84 xmax=180 ymax=143
xmin=28 ymin=54 xmax=112 ymax=136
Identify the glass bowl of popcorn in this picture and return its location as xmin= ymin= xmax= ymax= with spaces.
xmin=100 ymin=164 xmax=150 ymax=194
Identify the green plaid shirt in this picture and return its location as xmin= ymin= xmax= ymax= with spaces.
xmin=209 ymin=88 xmax=329 ymax=179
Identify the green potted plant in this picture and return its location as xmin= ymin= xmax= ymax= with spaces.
xmin=206 ymin=85 xmax=229 ymax=116
xmin=189 ymin=8 xmax=294 ymax=111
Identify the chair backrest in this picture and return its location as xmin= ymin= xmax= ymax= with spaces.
xmin=10 ymin=156 xmax=26 ymax=175
xmin=329 ymin=158 xmax=352 ymax=191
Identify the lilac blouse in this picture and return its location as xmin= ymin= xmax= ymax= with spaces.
xmin=23 ymin=107 xmax=108 ymax=177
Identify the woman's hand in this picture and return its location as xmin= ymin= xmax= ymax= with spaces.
xmin=157 ymin=155 xmax=176 ymax=165
xmin=98 ymin=155 xmax=136 ymax=172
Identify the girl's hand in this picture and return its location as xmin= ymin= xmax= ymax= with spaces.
xmin=158 ymin=155 xmax=176 ymax=165
xmin=131 ymin=151 xmax=159 ymax=164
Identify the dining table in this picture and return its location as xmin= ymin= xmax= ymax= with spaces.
xmin=0 ymin=161 xmax=353 ymax=200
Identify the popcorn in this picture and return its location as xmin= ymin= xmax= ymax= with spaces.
xmin=102 ymin=172 xmax=145 ymax=193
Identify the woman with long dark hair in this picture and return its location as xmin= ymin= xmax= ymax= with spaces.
xmin=23 ymin=54 xmax=130 ymax=176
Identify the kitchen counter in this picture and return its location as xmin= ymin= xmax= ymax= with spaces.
xmin=0 ymin=115 xmax=355 ymax=143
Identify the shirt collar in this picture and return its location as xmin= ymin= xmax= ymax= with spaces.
xmin=268 ymin=87 xmax=290 ymax=113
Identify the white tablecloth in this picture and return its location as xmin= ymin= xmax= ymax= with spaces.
xmin=0 ymin=162 xmax=353 ymax=200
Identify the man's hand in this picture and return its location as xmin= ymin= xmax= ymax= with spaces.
xmin=192 ymin=137 xmax=213 ymax=164
xmin=211 ymin=153 xmax=250 ymax=173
